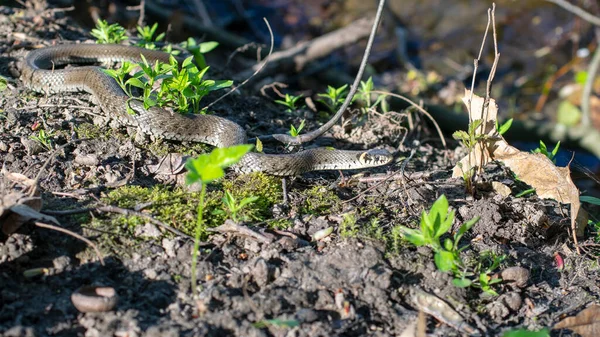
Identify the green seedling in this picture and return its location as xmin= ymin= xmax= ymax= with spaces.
xmin=289 ymin=119 xmax=305 ymax=137
xmin=355 ymin=77 xmax=387 ymax=113
xmin=399 ymin=195 xmax=506 ymax=295
xmin=212 ymin=190 xmax=259 ymax=223
xmin=515 ymin=188 xmax=536 ymax=198
xmin=453 ymin=119 xmax=488 ymax=194
xmin=185 ymin=144 xmax=253 ymax=297
xmin=317 ymin=84 xmax=348 ymax=113
xmin=532 ymin=140 xmax=560 ymax=163
xmin=29 ymin=129 xmax=54 ymax=150
xmin=495 ymin=118 xmax=513 ymax=135
xmin=274 ymin=93 xmax=304 ymax=112
xmin=91 ymin=19 xmax=128 ymax=44
xmin=136 ymin=22 xmax=165 ymax=50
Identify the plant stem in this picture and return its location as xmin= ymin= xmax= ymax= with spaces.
xmin=191 ymin=182 xmax=206 ymax=298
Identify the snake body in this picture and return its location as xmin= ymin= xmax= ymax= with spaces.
xmin=21 ymin=44 xmax=392 ymax=176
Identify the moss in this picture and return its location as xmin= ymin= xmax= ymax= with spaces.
xmin=301 ymin=186 xmax=341 ymax=215
xmin=99 ymin=172 xmax=282 ymax=236
xmin=74 ymin=123 xmax=109 ymax=139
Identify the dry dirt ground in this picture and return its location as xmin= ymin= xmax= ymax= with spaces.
xmin=1 ymin=3 xmax=599 ymax=337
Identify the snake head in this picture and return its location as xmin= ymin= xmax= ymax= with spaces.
xmin=358 ymin=149 xmax=393 ymax=167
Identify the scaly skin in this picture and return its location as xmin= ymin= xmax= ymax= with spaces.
xmin=21 ymin=44 xmax=392 ymax=175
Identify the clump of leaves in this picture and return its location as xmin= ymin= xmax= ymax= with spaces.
xmin=29 ymin=129 xmax=54 ymax=150
xmin=532 ymin=140 xmax=560 ymax=163
xmin=136 ymin=22 xmax=165 ymax=50
xmin=317 ymin=84 xmax=348 ymax=113
xmin=399 ymin=195 xmax=503 ymax=295
xmin=91 ymin=19 xmax=128 ymax=44
xmin=104 ymin=54 xmax=232 ymax=114
xmin=274 ymin=93 xmax=304 ymax=113
xmin=354 ymin=77 xmax=388 ymax=113
xmin=185 ymin=144 xmax=253 ymax=298
xmin=212 ymin=190 xmax=259 ymax=223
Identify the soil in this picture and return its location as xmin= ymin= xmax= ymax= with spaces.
xmin=1 ymin=2 xmax=599 ymax=337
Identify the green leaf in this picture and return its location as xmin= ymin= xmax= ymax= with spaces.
xmin=458 ymin=216 xmax=479 ymax=236
xmin=515 ymin=188 xmax=536 ymax=198
xmin=209 ymin=80 xmax=233 ymax=91
xmin=125 ymin=77 xmax=146 ymax=89
xmin=198 ymin=41 xmax=219 ymax=53
xmin=580 ymin=195 xmax=600 ymax=205
xmin=238 ymin=196 xmax=259 ymax=208
xmin=400 ymin=227 xmax=426 ymax=246
xmin=443 ymin=238 xmax=453 ymax=251
xmin=434 ymin=250 xmax=455 ymax=272
xmin=498 ymin=118 xmax=513 ymax=135
xmin=452 ymin=278 xmax=472 ymax=288
xmin=208 ymin=144 xmax=253 ymax=168
xmin=255 ymin=138 xmax=263 ymax=152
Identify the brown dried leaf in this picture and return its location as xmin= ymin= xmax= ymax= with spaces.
xmin=554 ymin=305 xmax=600 ymax=337
xmin=453 ymin=91 xmax=583 ymax=238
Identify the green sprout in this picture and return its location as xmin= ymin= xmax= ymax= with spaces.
xmin=399 ymin=195 xmax=502 ymax=295
xmin=274 ymin=93 xmax=304 ymax=112
xmin=355 ymin=77 xmax=387 ymax=113
xmin=91 ymin=19 xmax=128 ymax=44
xmin=317 ymin=84 xmax=348 ymax=113
xmin=532 ymin=140 xmax=560 ymax=163
xmin=289 ymin=119 xmax=305 ymax=137
xmin=185 ymin=144 xmax=253 ymax=297
xmin=29 ymin=129 xmax=54 ymax=150
xmin=212 ymin=190 xmax=259 ymax=223
xmin=136 ymin=22 xmax=165 ymax=50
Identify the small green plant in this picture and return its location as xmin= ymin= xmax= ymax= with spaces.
xmin=274 ymin=93 xmax=304 ymax=112
xmin=515 ymin=188 xmax=536 ymax=198
xmin=105 ymin=54 xmax=232 ymax=114
xmin=453 ymin=119 xmax=488 ymax=194
xmin=136 ymin=22 xmax=165 ymax=50
xmin=532 ymin=140 xmax=560 ymax=163
xmin=317 ymin=84 xmax=348 ymax=113
xmin=29 ymin=129 xmax=54 ymax=150
xmin=400 ymin=195 xmax=504 ymax=295
xmin=91 ymin=19 xmax=128 ymax=44
xmin=289 ymin=119 xmax=305 ymax=137
xmin=181 ymin=38 xmax=219 ymax=70
xmin=212 ymin=190 xmax=259 ymax=223
xmin=355 ymin=77 xmax=387 ymax=113
xmin=185 ymin=144 xmax=253 ymax=297
xmin=495 ymin=118 xmax=513 ymax=135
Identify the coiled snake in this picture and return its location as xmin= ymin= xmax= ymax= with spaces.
xmin=21 ymin=44 xmax=392 ymax=176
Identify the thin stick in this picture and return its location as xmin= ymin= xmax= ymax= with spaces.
xmin=469 ymin=7 xmax=492 ymax=120
xmin=269 ymin=0 xmax=386 ymax=146
xmin=126 ymin=0 xmax=146 ymax=27
xmin=35 ymin=221 xmax=105 ymax=266
xmin=545 ymin=0 xmax=600 ymax=26
xmin=371 ymin=90 xmax=446 ymax=148
xmin=203 ymin=18 xmax=274 ymax=111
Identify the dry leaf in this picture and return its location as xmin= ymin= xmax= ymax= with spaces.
xmin=452 ymin=90 xmax=584 ymax=242
xmin=554 ymin=304 xmax=600 ymax=337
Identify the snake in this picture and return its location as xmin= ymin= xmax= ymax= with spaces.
xmin=21 ymin=44 xmax=392 ymax=176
